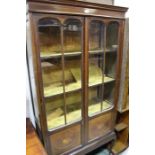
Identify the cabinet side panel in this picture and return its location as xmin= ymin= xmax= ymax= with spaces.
xmin=27 ymin=16 xmax=41 ymax=128
xmin=117 ymin=18 xmax=129 ymax=112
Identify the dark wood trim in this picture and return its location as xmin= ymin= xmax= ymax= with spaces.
xmin=32 ymin=13 xmax=84 ymax=24
xmin=80 ymin=16 xmax=85 ymax=146
xmin=27 ymin=2 xmax=127 ymax=19
xmin=87 ymin=130 xmax=114 ymax=144
xmin=61 ymin=145 xmax=83 ymax=155
xmin=102 ymin=19 xmax=107 ymax=112
xmin=112 ymin=21 xmax=123 ymax=110
xmin=83 ymin=17 xmax=89 ymax=145
xmin=32 ymin=12 xmax=126 ymax=21
xmin=27 ymin=0 xmax=128 ymax=12
xmin=61 ymin=24 xmax=68 ymax=125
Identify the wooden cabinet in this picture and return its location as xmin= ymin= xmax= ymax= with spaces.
xmin=27 ymin=0 xmax=128 ymax=154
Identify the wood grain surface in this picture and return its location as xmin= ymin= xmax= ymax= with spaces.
xmin=26 ymin=118 xmax=47 ymax=155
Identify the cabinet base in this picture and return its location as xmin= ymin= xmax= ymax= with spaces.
xmin=62 ymin=131 xmax=116 ymax=155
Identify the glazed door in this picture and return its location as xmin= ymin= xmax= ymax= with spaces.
xmin=34 ymin=14 xmax=84 ymax=134
xmin=86 ymin=17 xmax=120 ymax=141
xmin=32 ymin=13 xmax=121 ymax=154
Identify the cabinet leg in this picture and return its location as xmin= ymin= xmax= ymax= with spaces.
xmin=107 ymin=139 xmax=116 ymax=155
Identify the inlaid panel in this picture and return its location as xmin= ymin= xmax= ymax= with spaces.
xmin=88 ymin=112 xmax=113 ymax=141
xmin=50 ymin=125 xmax=81 ymax=155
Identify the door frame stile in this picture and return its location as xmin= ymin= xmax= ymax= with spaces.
xmin=83 ymin=17 xmax=89 ymax=145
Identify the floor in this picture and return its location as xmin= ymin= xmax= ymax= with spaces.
xmin=26 ymin=119 xmax=47 ymax=155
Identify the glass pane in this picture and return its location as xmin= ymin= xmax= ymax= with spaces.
xmin=65 ymin=56 xmax=82 ymax=123
xmin=64 ymin=19 xmax=82 ymax=53
xmin=63 ymin=19 xmax=82 ymax=124
xmin=64 ymin=55 xmax=82 ymax=92
xmin=89 ymin=55 xmax=104 ymax=86
xmin=88 ymin=84 xmax=114 ymax=116
xmin=88 ymin=20 xmax=104 ymax=116
xmin=64 ymin=55 xmax=82 ymax=123
xmin=105 ymin=52 xmax=117 ymax=79
xmin=66 ymin=91 xmax=82 ymax=124
xmin=106 ymin=22 xmax=119 ymax=51
xmin=45 ymin=95 xmax=65 ymax=130
xmin=103 ymin=22 xmax=119 ymax=110
xmin=89 ymin=20 xmax=104 ymax=86
xmin=88 ymin=86 xmax=102 ymax=116
xmin=38 ymin=18 xmax=61 ymax=57
xmin=89 ymin=21 xmax=104 ymax=51
xmin=41 ymin=58 xmax=63 ymax=97
xmin=105 ymin=22 xmax=119 ymax=79
xmin=102 ymin=82 xmax=115 ymax=110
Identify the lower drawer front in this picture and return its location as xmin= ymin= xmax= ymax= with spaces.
xmin=88 ymin=112 xmax=113 ymax=141
xmin=50 ymin=124 xmax=81 ymax=155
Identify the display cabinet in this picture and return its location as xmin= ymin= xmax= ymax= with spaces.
xmin=27 ymin=0 xmax=128 ymax=154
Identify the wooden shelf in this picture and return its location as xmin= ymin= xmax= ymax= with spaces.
xmin=47 ymin=100 xmax=112 ymax=130
xmin=64 ymin=52 xmax=81 ymax=56
xmin=41 ymin=62 xmax=54 ymax=68
xmin=88 ymin=100 xmax=113 ymax=116
xmin=44 ymin=76 xmax=115 ymax=98
xmin=44 ymin=82 xmax=82 ymax=98
xmin=89 ymin=76 xmax=115 ymax=87
xmin=40 ymin=49 xmax=117 ymax=60
xmin=118 ymin=107 xmax=129 ymax=113
xmin=41 ymin=51 xmax=82 ymax=60
xmin=89 ymin=49 xmax=117 ymax=54
xmin=64 ymin=29 xmax=81 ymax=32
xmin=115 ymin=123 xmax=128 ymax=132
xmin=112 ymin=140 xmax=128 ymax=154
xmin=104 ymin=76 xmax=115 ymax=83
xmin=89 ymin=49 xmax=103 ymax=54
